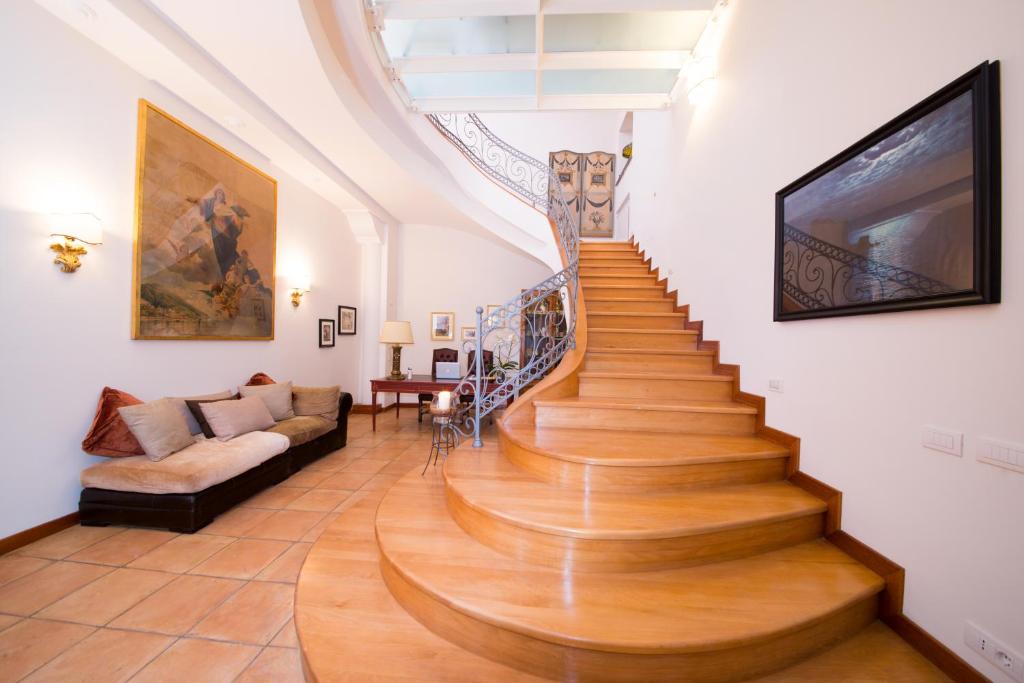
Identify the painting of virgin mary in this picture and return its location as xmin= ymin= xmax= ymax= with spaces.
xmin=132 ymin=100 xmax=277 ymax=340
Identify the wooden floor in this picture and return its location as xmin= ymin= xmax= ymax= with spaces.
xmin=296 ymin=241 xmax=953 ymax=682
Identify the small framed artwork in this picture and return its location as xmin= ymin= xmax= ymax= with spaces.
xmin=337 ymin=305 xmax=357 ymax=335
xmin=461 ymin=326 xmax=477 ymax=342
xmin=485 ymin=304 xmax=503 ymax=326
xmin=774 ymin=61 xmax=1000 ymax=321
xmin=430 ymin=311 xmax=454 ymax=341
xmin=318 ymin=318 xmax=335 ymax=348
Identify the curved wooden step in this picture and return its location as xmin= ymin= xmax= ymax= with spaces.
xmin=443 ymin=448 xmax=825 ymax=571
xmin=584 ymin=347 xmax=716 ymax=373
xmin=580 ymin=265 xmax=654 ymax=276
xmin=377 ymin=468 xmax=884 ymax=682
xmin=579 ymin=370 xmax=733 ymax=401
xmin=581 ymin=273 xmax=659 ymax=286
xmin=580 ymin=242 xmax=638 ymax=252
xmin=500 ymin=425 xmax=791 ymax=491
xmin=534 ymin=396 xmax=757 ymax=434
xmin=586 ymin=311 xmax=687 ymax=329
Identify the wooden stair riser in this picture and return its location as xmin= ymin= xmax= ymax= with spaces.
xmin=584 ymin=351 xmax=715 ymax=374
xmin=580 ymin=265 xmax=654 ymax=277
xmin=446 ymin=486 xmax=826 ymax=573
xmin=590 ymin=329 xmax=699 ymax=350
xmin=579 ymin=375 xmax=734 ymax=401
xmin=581 ymin=274 xmax=660 ymax=287
xmin=502 ymin=442 xmax=791 ymax=492
xmin=580 ymin=242 xmax=638 ymax=253
xmin=585 ymin=298 xmax=678 ymax=313
xmin=586 ymin=313 xmax=687 ymax=330
xmin=381 ymin=554 xmax=880 ymax=683
xmin=534 ymin=403 xmax=757 ymax=435
xmin=583 ymin=285 xmax=665 ymax=299
xmin=580 ymin=257 xmax=648 ymax=269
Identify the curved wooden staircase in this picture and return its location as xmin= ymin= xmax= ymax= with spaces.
xmin=295 ymin=241 xmax=952 ymax=682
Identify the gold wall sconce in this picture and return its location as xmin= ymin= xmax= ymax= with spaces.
xmin=50 ymin=213 xmax=103 ymax=273
xmin=289 ymin=276 xmax=311 ymax=307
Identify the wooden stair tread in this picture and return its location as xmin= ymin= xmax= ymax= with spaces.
xmin=534 ymin=396 xmax=758 ymax=414
xmin=579 ymin=370 xmax=731 ymax=382
xmin=444 ymin=449 xmax=825 ymax=539
xmin=376 ymin=468 xmax=884 ymax=654
xmin=506 ymin=426 xmax=789 ymax=466
xmin=587 ymin=311 xmax=685 ymax=318
xmin=588 ymin=346 xmax=714 ymax=357
xmin=589 ymin=327 xmax=697 ymax=335
xmin=582 ymin=284 xmax=663 ymax=290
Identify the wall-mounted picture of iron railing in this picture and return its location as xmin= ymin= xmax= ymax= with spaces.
xmin=774 ymin=61 xmax=1000 ymax=321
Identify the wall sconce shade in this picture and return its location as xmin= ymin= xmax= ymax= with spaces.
xmin=49 ymin=213 xmax=102 ymax=273
xmin=289 ymin=276 xmax=311 ymax=307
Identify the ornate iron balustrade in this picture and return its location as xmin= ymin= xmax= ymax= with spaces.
xmin=427 ymin=113 xmax=551 ymax=213
xmin=425 ymin=113 xmax=579 ymax=448
xmin=781 ymin=223 xmax=957 ymax=310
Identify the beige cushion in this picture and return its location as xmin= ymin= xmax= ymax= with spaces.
xmin=238 ymin=381 xmax=294 ymax=421
xmin=81 ymin=431 xmax=290 ymax=495
xmin=117 ymin=399 xmax=195 ymax=462
xmin=165 ymin=390 xmax=233 ymax=435
xmin=264 ymin=415 xmax=336 ymax=447
xmin=292 ymin=385 xmax=341 ymax=421
xmin=200 ymin=395 xmax=275 ymax=441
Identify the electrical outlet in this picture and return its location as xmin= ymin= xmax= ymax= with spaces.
xmin=768 ymin=379 xmax=784 ymax=393
xmin=922 ymin=426 xmax=963 ymax=457
xmin=978 ymin=437 xmax=1024 ymax=475
xmin=965 ymin=622 xmax=1024 ymax=681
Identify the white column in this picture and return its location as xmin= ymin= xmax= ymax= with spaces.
xmin=345 ymin=210 xmax=391 ymax=407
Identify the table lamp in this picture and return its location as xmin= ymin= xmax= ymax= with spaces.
xmin=379 ymin=321 xmax=414 ymax=380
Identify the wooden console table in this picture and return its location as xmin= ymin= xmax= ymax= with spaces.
xmin=370 ymin=375 xmax=499 ymax=431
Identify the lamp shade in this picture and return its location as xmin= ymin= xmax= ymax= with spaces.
xmin=379 ymin=320 xmax=414 ymax=345
xmin=289 ymin=274 xmax=311 ymax=292
xmin=50 ymin=213 xmax=102 ymax=245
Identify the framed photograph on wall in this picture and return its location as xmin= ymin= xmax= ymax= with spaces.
xmin=461 ymin=326 xmax=477 ymax=342
xmin=774 ymin=61 xmax=1000 ymax=321
xmin=318 ymin=318 xmax=335 ymax=348
xmin=485 ymin=304 xmax=503 ymax=327
xmin=337 ymin=305 xmax=357 ymax=335
xmin=430 ymin=312 xmax=454 ymax=341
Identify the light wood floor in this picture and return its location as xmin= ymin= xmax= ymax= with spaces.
xmin=296 ymin=241 xmax=954 ymax=682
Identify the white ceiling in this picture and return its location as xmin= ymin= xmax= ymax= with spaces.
xmin=369 ymin=0 xmax=717 ymax=111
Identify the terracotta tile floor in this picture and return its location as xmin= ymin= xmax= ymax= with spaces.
xmin=0 ymin=411 xmax=441 ymax=682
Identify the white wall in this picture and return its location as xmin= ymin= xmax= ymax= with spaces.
xmin=627 ymin=0 xmax=1024 ymax=677
xmin=394 ymin=223 xmax=551 ymax=383
xmin=0 ymin=4 xmax=363 ymax=536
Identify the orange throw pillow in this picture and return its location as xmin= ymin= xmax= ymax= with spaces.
xmin=246 ymin=372 xmax=275 ymax=386
xmin=81 ymin=387 xmax=146 ymax=457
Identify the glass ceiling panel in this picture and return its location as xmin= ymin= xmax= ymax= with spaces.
xmin=382 ymin=16 xmax=535 ymax=58
xmin=543 ymin=69 xmax=680 ymax=96
xmin=543 ymin=12 xmax=710 ymax=52
xmin=404 ymin=71 xmax=535 ymax=99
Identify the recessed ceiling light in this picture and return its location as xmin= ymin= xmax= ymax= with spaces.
xmin=78 ymin=3 xmax=98 ymax=20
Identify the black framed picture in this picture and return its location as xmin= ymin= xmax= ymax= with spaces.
xmin=774 ymin=61 xmax=1000 ymax=321
xmin=337 ymin=306 xmax=357 ymax=335
xmin=318 ymin=318 xmax=335 ymax=348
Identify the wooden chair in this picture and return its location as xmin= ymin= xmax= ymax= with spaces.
xmin=418 ymin=348 xmax=458 ymax=422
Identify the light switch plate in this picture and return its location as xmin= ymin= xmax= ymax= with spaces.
xmin=922 ymin=426 xmax=963 ymax=457
xmin=768 ymin=379 xmax=784 ymax=393
xmin=977 ymin=437 xmax=1024 ymax=474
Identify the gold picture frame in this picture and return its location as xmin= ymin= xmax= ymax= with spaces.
xmin=461 ymin=326 xmax=477 ymax=342
xmin=485 ymin=304 xmax=503 ymax=327
xmin=430 ymin=311 xmax=455 ymax=341
xmin=132 ymin=99 xmax=278 ymax=340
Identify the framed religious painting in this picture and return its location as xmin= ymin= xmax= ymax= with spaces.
xmin=132 ymin=100 xmax=277 ymax=339
xmin=775 ymin=62 xmax=1000 ymax=321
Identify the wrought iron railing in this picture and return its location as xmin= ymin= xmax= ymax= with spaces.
xmin=781 ymin=223 xmax=957 ymax=310
xmin=426 ymin=113 xmax=579 ymax=448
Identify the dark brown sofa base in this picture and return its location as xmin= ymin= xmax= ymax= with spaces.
xmin=79 ymin=392 xmax=353 ymax=533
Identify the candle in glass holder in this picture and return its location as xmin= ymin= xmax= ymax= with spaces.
xmin=437 ymin=391 xmax=452 ymax=411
